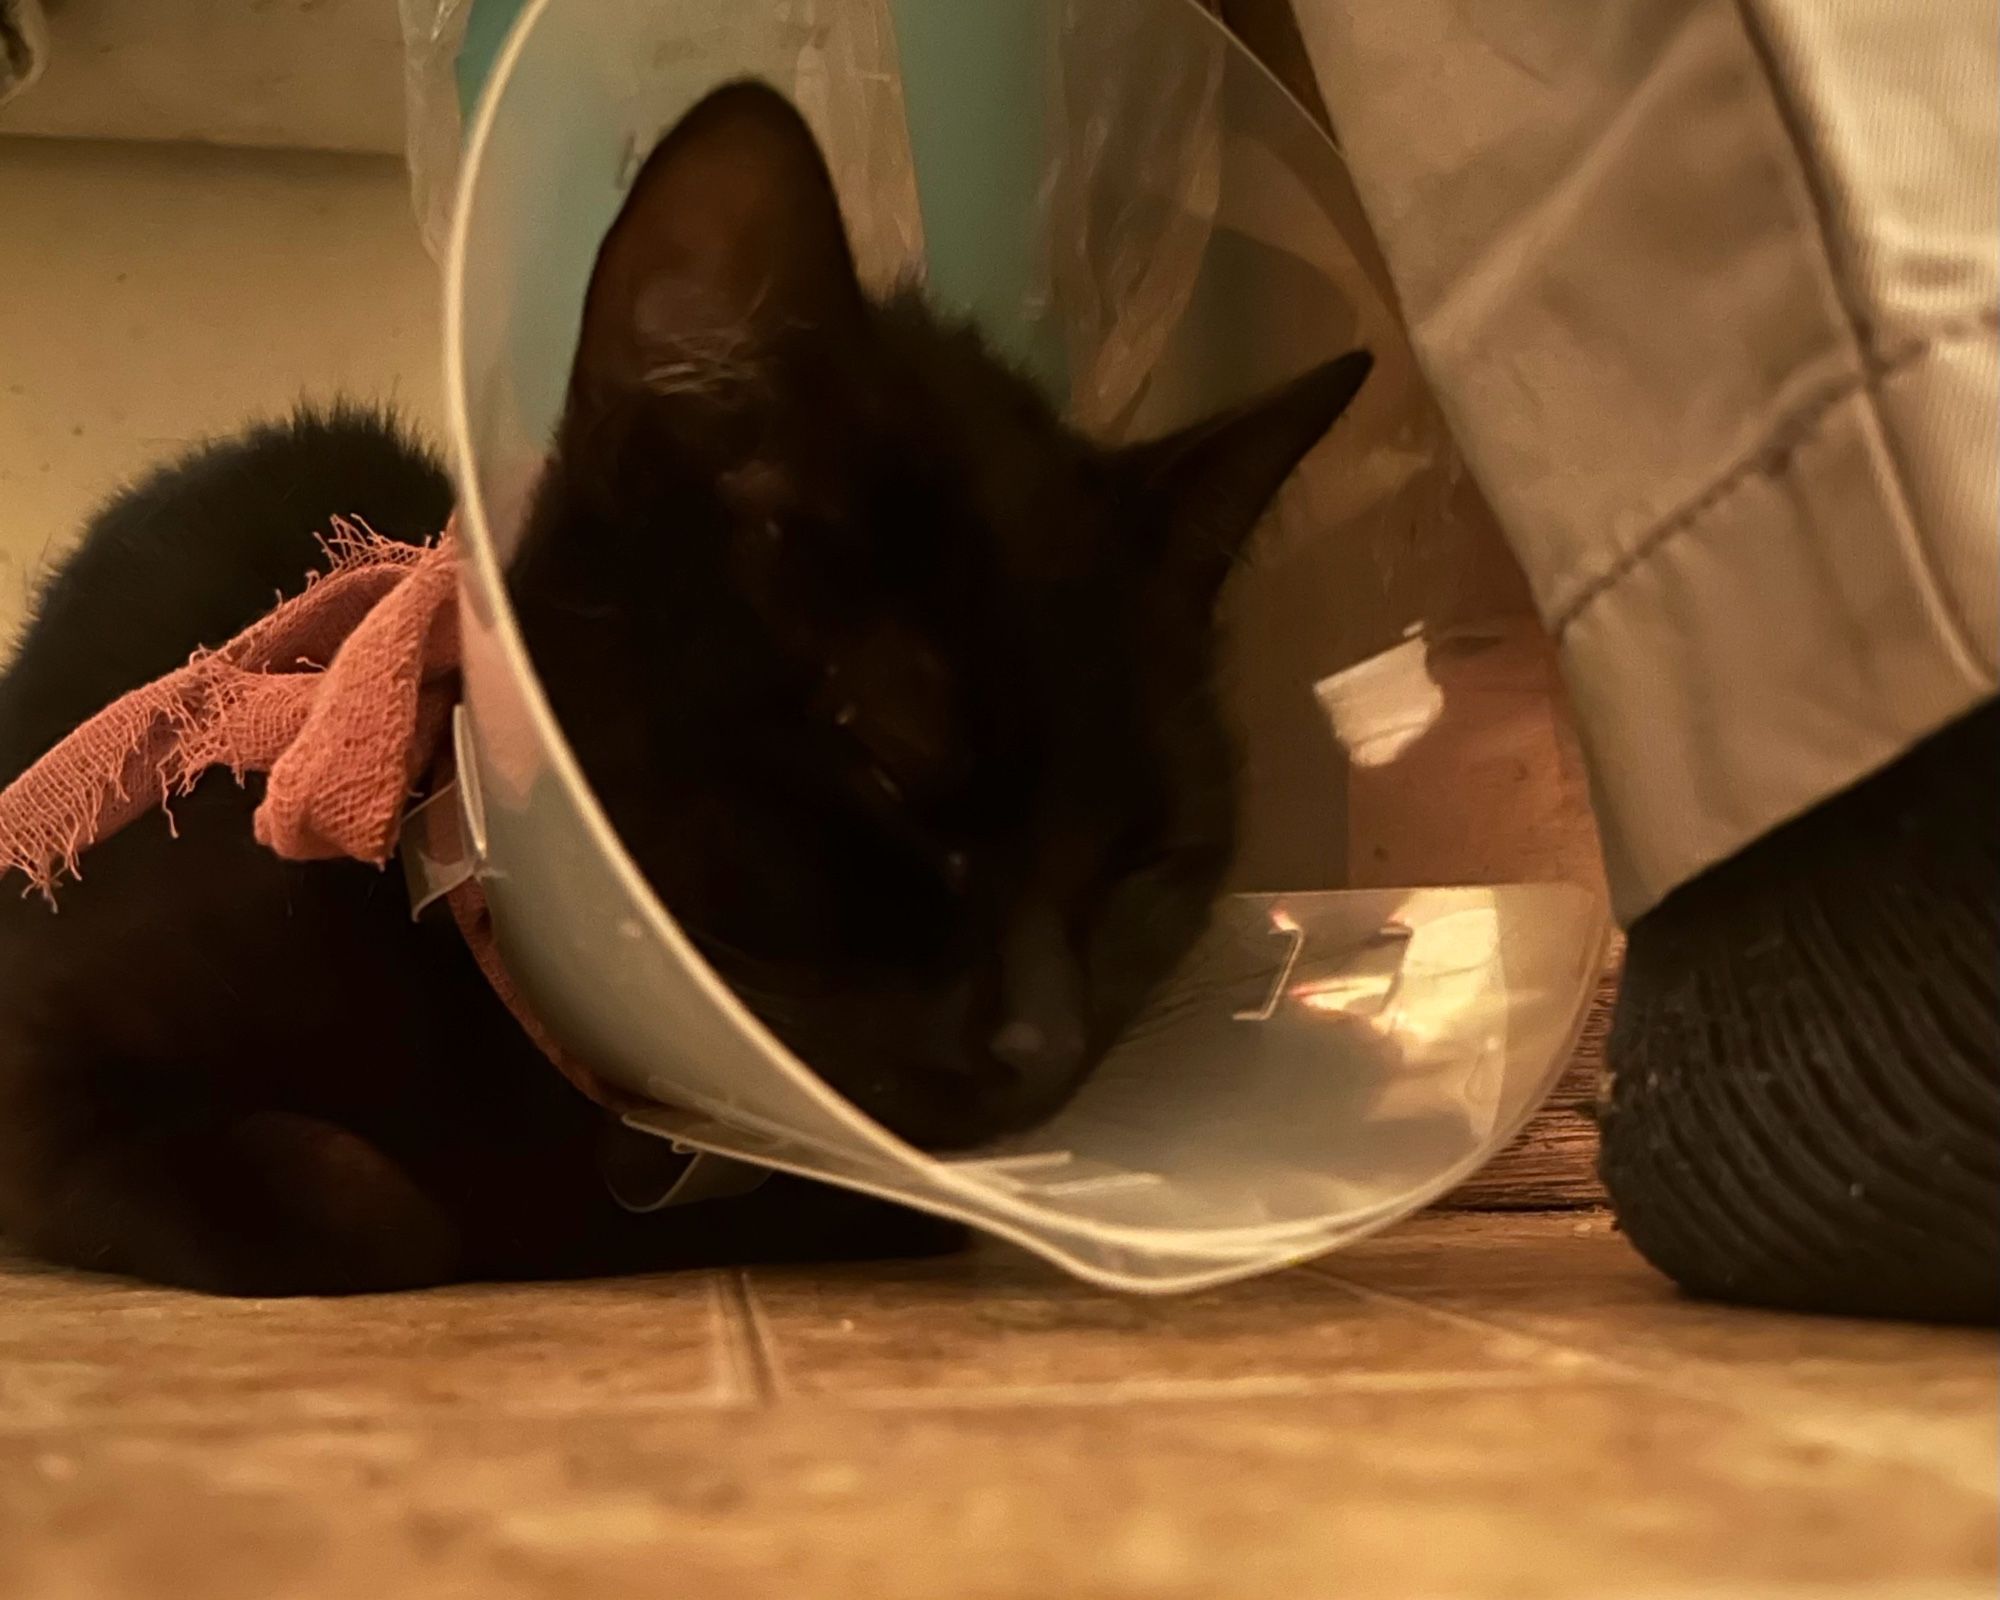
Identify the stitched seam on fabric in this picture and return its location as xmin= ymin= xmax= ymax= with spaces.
xmin=1698 ymin=0 xmax=1988 ymax=681
xmin=1552 ymin=309 xmax=2000 ymax=640
xmin=1734 ymin=0 xmax=1995 ymax=684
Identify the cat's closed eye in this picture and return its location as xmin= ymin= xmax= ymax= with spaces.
xmin=861 ymin=754 xmax=905 ymax=804
xmin=817 ymin=627 xmax=966 ymax=801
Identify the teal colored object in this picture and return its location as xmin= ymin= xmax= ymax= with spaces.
xmin=455 ymin=0 xmax=528 ymax=119
xmin=885 ymin=0 xmax=1067 ymax=390
xmin=451 ymin=0 xmax=1068 ymax=396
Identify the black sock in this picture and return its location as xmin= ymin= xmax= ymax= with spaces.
xmin=1599 ymin=698 xmax=1999 ymax=1324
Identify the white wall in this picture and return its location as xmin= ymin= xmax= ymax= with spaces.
xmin=0 ymin=0 xmax=406 ymax=153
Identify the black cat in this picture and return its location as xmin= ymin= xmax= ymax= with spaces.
xmin=0 ymin=81 xmax=1369 ymax=1293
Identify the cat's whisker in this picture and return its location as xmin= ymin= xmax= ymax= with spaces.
xmin=638 ymin=326 xmax=761 ymax=400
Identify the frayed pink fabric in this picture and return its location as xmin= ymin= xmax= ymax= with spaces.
xmin=0 ymin=518 xmax=456 ymax=894
xmin=0 ymin=517 xmax=622 ymax=1110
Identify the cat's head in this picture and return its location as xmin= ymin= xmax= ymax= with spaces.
xmin=510 ymin=81 xmax=1370 ymax=1147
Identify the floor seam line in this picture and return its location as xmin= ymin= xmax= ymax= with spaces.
xmin=719 ymin=1270 xmax=784 ymax=1407
xmin=1306 ymin=1267 xmax=1993 ymax=1495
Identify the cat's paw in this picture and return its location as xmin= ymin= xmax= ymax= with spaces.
xmin=25 ymin=1111 xmax=463 ymax=1295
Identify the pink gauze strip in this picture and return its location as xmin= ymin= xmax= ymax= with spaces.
xmin=0 ymin=517 xmax=621 ymax=1110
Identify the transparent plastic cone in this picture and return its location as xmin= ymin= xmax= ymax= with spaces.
xmin=440 ymin=0 xmax=1611 ymax=1292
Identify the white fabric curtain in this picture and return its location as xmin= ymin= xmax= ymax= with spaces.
xmin=1292 ymin=0 xmax=1999 ymax=921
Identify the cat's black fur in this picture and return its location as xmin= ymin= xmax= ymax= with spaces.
xmin=0 ymin=82 xmax=1368 ymax=1292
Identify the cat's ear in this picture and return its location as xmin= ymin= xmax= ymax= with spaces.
xmin=1122 ymin=351 xmax=1372 ymax=598
xmin=571 ymin=80 xmax=865 ymax=398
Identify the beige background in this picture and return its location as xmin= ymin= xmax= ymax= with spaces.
xmin=0 ymin=137 xmax=442 ymax=655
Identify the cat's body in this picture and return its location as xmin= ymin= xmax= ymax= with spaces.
xmin=0 ymin=409 xmax=963 ymax=1291
xmin=0 ymin=83 xmax=1367 ymax=1293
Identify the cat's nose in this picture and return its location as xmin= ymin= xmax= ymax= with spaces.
xmin=982 ymin=900 xmax=1091 ymax=1118
xmin=986 ymin=1014 xmax=1088 ymax=1111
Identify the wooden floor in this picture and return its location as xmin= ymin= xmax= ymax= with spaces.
xmin=2 ymin=1212 xmax=1992 ymax=1599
